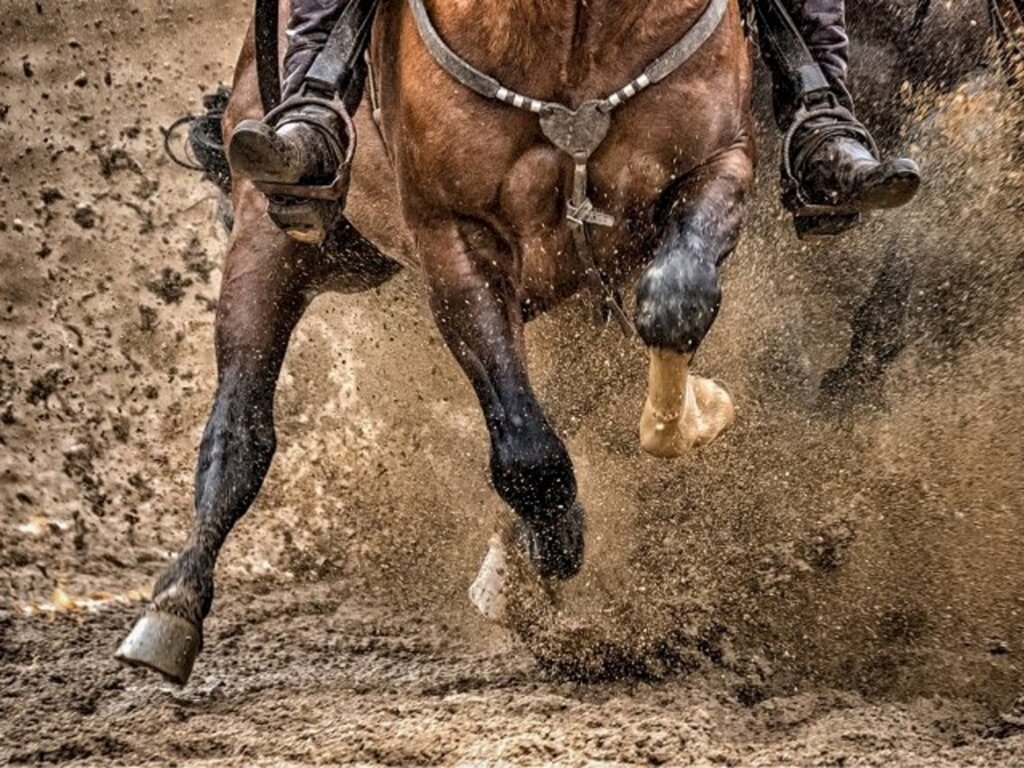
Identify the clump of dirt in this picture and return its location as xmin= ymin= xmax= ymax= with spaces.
xmin=145 ymin=266 xmax=192 ymax=304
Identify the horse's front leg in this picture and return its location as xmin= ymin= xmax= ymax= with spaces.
xmin=418 ymin=220 xmax=584 ymax=589
xmin=634 ymin=144 xmax=753 ymax=458
xmin=116 ymin=189 xmax=319 ymax=684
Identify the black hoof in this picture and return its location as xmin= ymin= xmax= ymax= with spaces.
xmin=516 ymin=501 xmax=585 ymax=580
xmin=115 ymin=610 xmax=203 ymax=686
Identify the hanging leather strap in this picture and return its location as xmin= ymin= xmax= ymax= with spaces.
xmin=305 ymin=0 xmax=381 ymax=96
xmin=254 ymin=0 xmax=281 ymax=113
xmin=752 ymin=0 xmax=830 ymax=100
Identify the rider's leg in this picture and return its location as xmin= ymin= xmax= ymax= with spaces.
xmin=756 ymin=0 xmax=921 ymax=238
xmin=228 ymin=0 xmax=368 ymax=201
xmin=281 ymin=0 xmax=346 ymax=99
xmin=782 ymin=0 xmax=850 ymax=105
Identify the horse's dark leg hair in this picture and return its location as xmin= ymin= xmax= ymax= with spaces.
xmin=419 ymin=219 xmax=581 ymax=578
xmin=635 ymin=145 xmax=753 ymax=354
xmin=149 ymin=190 xmax=319 ymax=627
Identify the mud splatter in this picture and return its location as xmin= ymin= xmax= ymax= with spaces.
xmin=1 ymin=0 xmax=1023 ymax=764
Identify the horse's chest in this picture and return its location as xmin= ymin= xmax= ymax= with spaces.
xmin=503 ymin=139 xmax=672 ymax=305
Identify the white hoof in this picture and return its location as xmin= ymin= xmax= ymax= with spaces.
xmin=469 ymin=534 xmax=509 ymax=623
xmin=640 ymin=374 xmax=735 ymax=458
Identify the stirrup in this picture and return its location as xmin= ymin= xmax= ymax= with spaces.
xmin=256 ymin=94 xmax=356 ymax=245
xmin=266 ymin=197 xmax=342 ymax=245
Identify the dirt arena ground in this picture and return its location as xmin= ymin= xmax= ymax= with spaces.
xmin=2 ymin=0 xmax=1024 ymax=765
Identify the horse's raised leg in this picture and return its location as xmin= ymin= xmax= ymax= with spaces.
xmin=634 ymin=145 xmax=753 ymax=458
xmin=116 ymin=189 xmax=320 ymax=684
xmin=419 ymin=222 xmax=584 ymax=586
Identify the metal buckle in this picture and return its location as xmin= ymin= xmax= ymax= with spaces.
xmin=567 ymin=198 xmax=615 ymax=229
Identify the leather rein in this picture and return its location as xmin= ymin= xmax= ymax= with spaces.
xmin=406 ymin=0 xmax=729 ymax=335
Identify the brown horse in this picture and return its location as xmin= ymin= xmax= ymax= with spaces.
xmin=116 ymin=0 xmax=753 ymax=684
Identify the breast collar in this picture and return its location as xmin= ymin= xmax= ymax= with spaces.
xmin=406 ymin=0 xmax=730 ymax=335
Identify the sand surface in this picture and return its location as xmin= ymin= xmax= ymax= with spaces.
xmin=2 ymin=0 xmax=1024 ymax=765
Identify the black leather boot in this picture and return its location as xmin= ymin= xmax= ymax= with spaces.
xmin=782 ymin=93 xmax=921 ymax=239
xmin=229 ymin=99 xmax=350 ymax=190
xmin=756 ymin=0 xmax=922 ymax=239
xmin=229 ymin=0 xmax=375 ymax=244
xmin=229 ymin=94 xmax=355 ymax=244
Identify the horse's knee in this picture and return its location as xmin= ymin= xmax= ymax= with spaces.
xmin=634 ymin=252 xmax=721 ymax=354
xmin=490 ymin=420 xmax=576 ymax=521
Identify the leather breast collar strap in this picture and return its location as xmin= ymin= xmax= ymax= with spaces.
xmin=407 ymin=0 xmax=729 ymax=335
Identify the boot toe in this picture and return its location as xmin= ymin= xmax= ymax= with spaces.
xmin=855 ymin=157 xmax=921 ymax=211
xmin=228 ymin=120 xmax=298 ymax=184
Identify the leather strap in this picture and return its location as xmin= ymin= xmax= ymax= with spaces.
xmin=752 ymin=0 xmax=830 ymax=99
xmin=254 ymin=0 xmax=281 ymax=113
xmin=991 ymin=0 xmax=1024 ymax=70
xmin=305 ymin=0 xmax=380 ymax=95
xmin=407 ymin=0 xmax=729 ymax=336
xmin=407 ymin=0 xmax=729 ymax=117
xmin=406 ymin=0 xmax=522 ymax=106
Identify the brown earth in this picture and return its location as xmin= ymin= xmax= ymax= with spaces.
xmin=2 ymin=0 xmax=1024 ymax=765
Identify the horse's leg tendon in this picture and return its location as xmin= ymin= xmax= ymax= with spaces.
xmin=116 ymin=190 xmax=320 ymax=684
xmin=634 ymin=145 xmax=753 ymax=458
xmin=419 ymin=221 xmax=584 ymax=587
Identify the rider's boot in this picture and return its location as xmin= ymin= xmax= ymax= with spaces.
xmin=228 ymin=0 xmax=363 ymax=244
xmin=756 ymin=0 xmax=921 ymax=239
xmin=229 ymin=91 xmax=354 ymax=243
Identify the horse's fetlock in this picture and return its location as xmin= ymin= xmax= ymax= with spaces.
xmin=635 ymin=255 xmax=721 ymax=353
xmin=152 ymin=560 xmax=212 ymax=625
xmin=490 ymin=427 xmax=576 ymax=520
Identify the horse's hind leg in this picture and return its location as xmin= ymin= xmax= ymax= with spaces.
xmin=819 ymin=248 xmax=912 ymax=405
xmin=116 ymin=188 xmax=324 ymax=684
xmin=634 ymin=145 xmax=753 ymax=458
